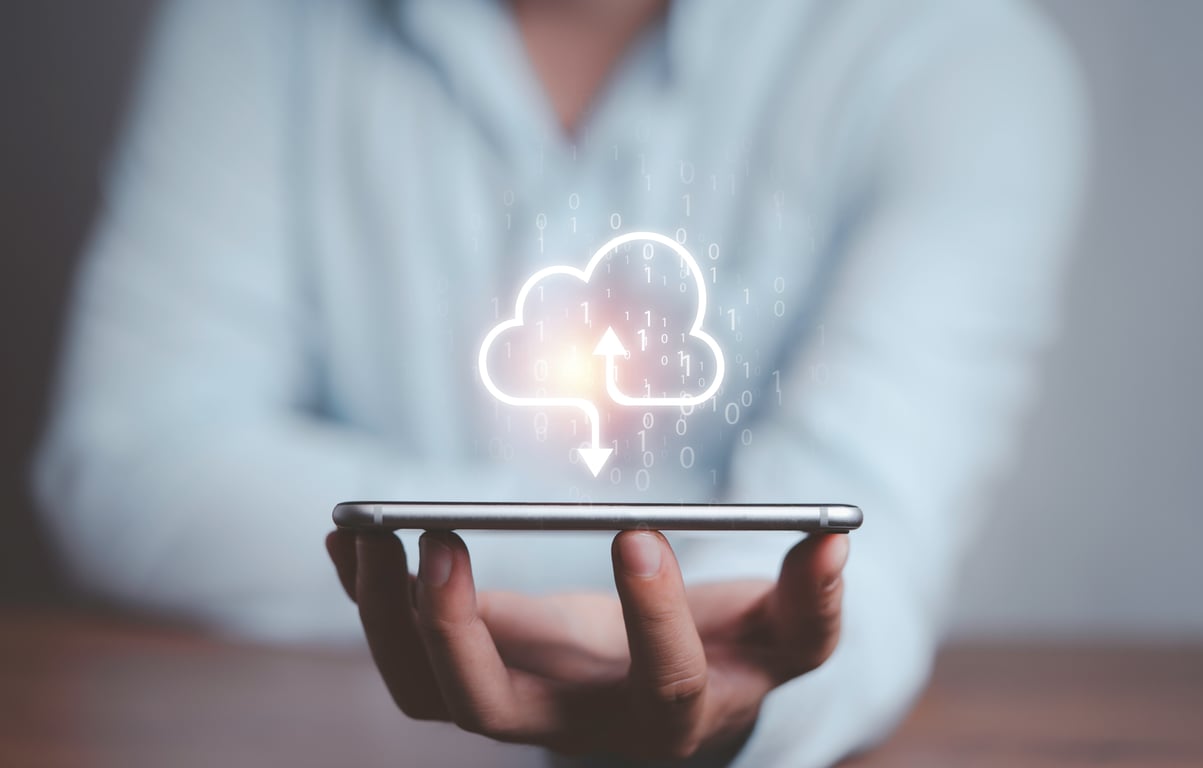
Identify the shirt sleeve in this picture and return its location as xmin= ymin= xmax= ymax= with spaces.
xmin=670 ymin=9 xmax=1089 ymax=768
xmin=31 ymin=0 xmax=539 ymax=644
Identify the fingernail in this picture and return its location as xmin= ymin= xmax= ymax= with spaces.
xmin=622 ymin=532 xmax=662 ymax=577
xmin=822 ymin=536 xmax=850 ymax=590
xmin=419 ymin=535 xmax=452 ymax=587
xmin=355 ymin=534 xmax=380 ymax=587
xmin=832 ymin=534 xmax=850 ymax=567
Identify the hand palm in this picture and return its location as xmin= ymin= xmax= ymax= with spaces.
xmin=328 ymin=530 xmax=847 ymax=760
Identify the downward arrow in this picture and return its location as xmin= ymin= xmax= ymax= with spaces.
xmin=577 ymin=447 xmax=613 ymax=477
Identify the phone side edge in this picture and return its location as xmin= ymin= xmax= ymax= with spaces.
xmin=332 ymin=502 xmax=383 ymax=529
xmin=824 ymin=505 xmax=863 ymax=532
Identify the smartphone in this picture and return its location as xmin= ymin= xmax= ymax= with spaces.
xmin=332 ymin=501 xmax=862 ymax=533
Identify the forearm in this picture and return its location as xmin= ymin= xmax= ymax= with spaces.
xmin=34 ymin=411 xmax=535 ymax=643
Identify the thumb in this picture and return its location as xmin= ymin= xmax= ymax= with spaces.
xmin=768 ymin=533 xmax=849 ymax=676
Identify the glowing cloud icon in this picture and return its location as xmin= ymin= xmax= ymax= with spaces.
xmin=479 ymin=231 xmax=726 ymax=476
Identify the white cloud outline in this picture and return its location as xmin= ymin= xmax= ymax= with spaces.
xmin=478 ymin=231 xmax=726 ymax=472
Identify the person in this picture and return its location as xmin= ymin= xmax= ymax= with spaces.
xmin=33 ymin=0 xmax=1086 ymax=765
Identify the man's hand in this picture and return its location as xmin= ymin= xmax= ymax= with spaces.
xmin=326 ymin=528 xmax=848 ymax=760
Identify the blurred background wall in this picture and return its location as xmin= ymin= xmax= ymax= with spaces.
xmin=2 ymin=1 xmax=1199 ymax=636
xmin=1 ymin=0 xmax=157 ymax=604
xmin=949 ymin=0 xmax=1203 ymax=641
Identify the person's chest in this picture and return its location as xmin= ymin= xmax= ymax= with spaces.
xmin=288 ymin=0 xmax=850 ymax=500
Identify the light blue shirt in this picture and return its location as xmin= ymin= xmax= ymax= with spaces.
xmin=35 ymin=0 xmax=1086 ymax=765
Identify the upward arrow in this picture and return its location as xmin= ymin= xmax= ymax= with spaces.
xmin=593 ymin=326 xmax=628 ymax=357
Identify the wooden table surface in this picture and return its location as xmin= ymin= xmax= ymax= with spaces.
xmin=1 ymin=611 xmax=1200 ymax=767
